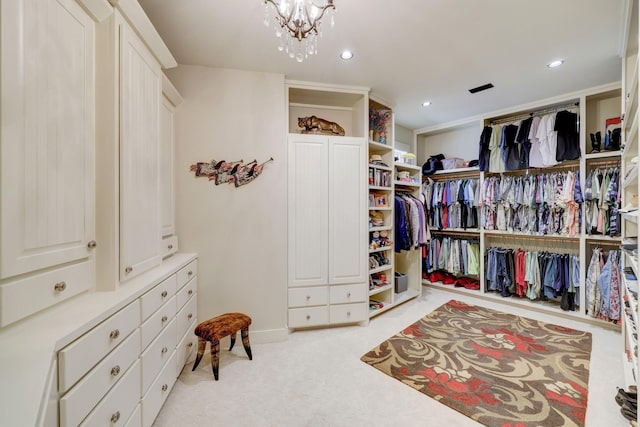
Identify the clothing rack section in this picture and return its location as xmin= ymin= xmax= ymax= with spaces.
xmin=422 ymin=176 xmax=480 ymax=231
xmin=481 ymin=170 xmax=583 ymax=237
xmin=394 ymin=193 xmax=428 ymax=252
xmin=479 ymin=103 xmax=580 ymax=174
xmin=585 ymin=248 xmax=622 ymax=324
xmin=489 ymin=103 xmax=580 ymax=126
xmin=485 ymin=233 xmax=579 ymax=254
xmin=485 ymin=246 xmax=580 ymax=312
xmin=584 ymin=163 xmax=621 ymax=238
xmin=423 ymin=235 xmax=481 ymax=291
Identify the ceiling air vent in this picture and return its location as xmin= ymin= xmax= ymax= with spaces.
xmin=469 ymin=83 xmax=494 ymax=94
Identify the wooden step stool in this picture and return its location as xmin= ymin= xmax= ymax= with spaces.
xmin=192 ymin=312 xmax=253 ymax=380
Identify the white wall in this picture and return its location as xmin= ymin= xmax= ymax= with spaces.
xmin=166 ymin=65 xmax=288 ymax=343
xmin=394 ymin=124 xmax=413 ymax=153
xmin=417 ymin=122 xmax=481 ymax=166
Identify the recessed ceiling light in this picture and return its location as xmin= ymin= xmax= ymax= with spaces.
xmin=340 ymin=50 xmax=353 ymax=60
xmin=422 ymin=101 xmax=432 ymax=107
xmin=547 ymin=59 xmax=564 ymax=68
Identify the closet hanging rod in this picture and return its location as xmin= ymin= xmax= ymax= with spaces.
xmin=586 ymin=159 xmax=621 ymax=167
xmin=489 ymin=102 xmax=580 ymax=125
xmin=431 ymin=229 xmax=481 ymax=236
xmin=483 ymin=160 xmax=580 ymax=176
xmin=585 ymin=239 xmax=621 ymax=246
xmin=426 ymin=172 xmax=481 ymax=180
xmin=485 ymin=233 xmax=580 ymax=243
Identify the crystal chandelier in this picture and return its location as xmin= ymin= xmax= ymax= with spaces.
xmin=263 ymin=0 xmax=336 ymax=62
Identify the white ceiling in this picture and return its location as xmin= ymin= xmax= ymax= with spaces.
xmin=139 ymin=0 xmax=626 ymax=130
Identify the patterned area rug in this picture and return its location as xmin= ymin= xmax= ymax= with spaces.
xmin=361 ymin=300 xmax=592 ymax=427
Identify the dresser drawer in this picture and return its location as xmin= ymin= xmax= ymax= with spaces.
xmin=60 ymin=329 xmax=140 ymax=427
xmin=59 ymin=300 xmax=140 ymax=393
xmin=288 ymin=286 xmax=328 ymax=308
xmin=160 ymin=235 xmax=178 ymax=259
xmin=141 ymin=318 xmax=177 ymax=395
xmin=124 ymin=404 xmax=141 ymax=427
xmin=329 ymin=302 xmax=367 ymax=324
xmin=0 ymin=259 xmax=92 ymax=327
xmin=140 ymin=275 xmax=177 ymax=322
xmin=142 ymin=351 xmax=177 ymax=427
xmin=140 ymin=296 xmax=176 ymax=351
xmin=176 ymin=295 xmax=197 ymax=339
xmin=176 ymin=275 xmax=196 ymax=310
xmin=329 ymin=284 xmax=366 ymax=304
xmin=176 ymin=320 xmax=198 ymax=373
xmin=79 ymin=360 xmax=140 ymax=427
xmin=288 ymin=306 xmax=329 ymax=328
xmin=176 ymin=259 xmax=197 ymax=291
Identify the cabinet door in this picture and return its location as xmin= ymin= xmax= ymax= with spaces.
xmin=0 ymin=0 xmax=95 ymax=279
xmin=119 ymin=23 xmax=162 ymax=281
xmin=159 ymin=95 xmax=175 ymax=237
xmin=288 ymin=135 xmax=328 ymax=286
xmin=329 ymin=137 xmax=366 ymax=284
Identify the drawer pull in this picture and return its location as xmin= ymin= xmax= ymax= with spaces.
xmin=125 ymin=266 xmax=132 ymax=274
xmin=168 ymin=244 xmax=173 ymax=250
xmin=54 ymin=281 xmax=67 ymax=292
xmin=188 ymin=270 xmax=193 ymax=276
xmin=161 ymin=315 xmax=168 ymax=323
xmin=161 ymin=290 xmax=168 ymax=298
xmin=110 ymin=411 xmax=120 ymax=423
xmin=161 ymin=384 xmax=168 ymax=392
xmin=109 ymin=329 xmax=120 ymax=340
xmin=188 ymin=313 xmax=193 ymax=320
xmin=110 ymin=365 xmax=121 ymax=377
xmin=87 ymin=240 xmax=97 ymax=248
xmin=306 ymin=315 xmax=311 ymax=320
xmin=188 ymin=289 xmax=193 ymax=296
xmin=347 ymin=311 xmax=351 ymax=316
xmin=187 ymin=342 xmax=193 ymax=348
xmin=347 ymin=292 xmax=351 ymax=298
xmin=161 ymin=346 xmax=168 ymax=354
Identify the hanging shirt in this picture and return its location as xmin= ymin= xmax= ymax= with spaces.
xmin=537 ymin=114 xmax=558 ymax=166
xmin=528 ymin=116 xmax=545 ymax=168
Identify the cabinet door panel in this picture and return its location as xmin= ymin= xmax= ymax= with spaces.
xmin=159 ymin=96 xmax=175 ymax=237
xmin=288 ymin=135 xmax=328 ymax=286
xmin=119 ymin=23 xmax=161 ymax=281
xmin=329 ymin=137 xmax=366 ymax=284
xmin=0 ymin=0 xmax=95 ymax=278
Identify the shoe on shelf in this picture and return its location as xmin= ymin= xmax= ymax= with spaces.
xmin=621 ymin=401 xmax=637 ymax=422
xmin=616 ymin=387 xmax=638 ymax=407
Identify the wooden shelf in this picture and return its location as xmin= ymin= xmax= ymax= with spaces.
xmin=369 ymin=185 xmax=392 ymax=191
xmin=369 ymin=265 xmax=392 ymax=275
xmin=623 ymin=164 xmax=638 ymax=188
xmin=423 ymin=280 xmax=480 ymax=295
xmin=585 ymin=235 xmax=622 ymax=242
xmin=368 ymin=140 xmax=393 ymax=151
xmin=369 ymin=226 xmax=392 ymax=232
xmin=623 ymin=212 xmax=639 ymax=224
xmin=433 ymin=166 xmax=479 ymax=175
xmin=624 ymin=250 xmax=639 ymax=278
xmin=431 ymin=228 xmax=480 ymax=234
xmin=393 ymin=288 xmax=420 ymax=305
xmin=394 ymin=162 xmax=421 ymax=172
xmin=394 ymin=180 xmax=421 ymax=188
xmin=484 ymin=230 xmax=580 ymax=240
xmin=585 ymin=151 xmax=622 ymax=160
xmin=369 ymin=284 xmax=392 ymax=297
xmin=369 ymin=206 xmax=392 ymax=211
xmin=369 ymin=246 xmax=393 ymax=253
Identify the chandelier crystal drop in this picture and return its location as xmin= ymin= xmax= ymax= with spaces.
xmin=263 ymin=0 xmax=336 ymax=62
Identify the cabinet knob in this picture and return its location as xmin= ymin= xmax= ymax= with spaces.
xmin=87 ymin=240 xmax=97 ymax=249
xmin=54 ymin=281 xmax=67 ymax=292
xmin=347 ymin=292 xmax=351 ymax=298
xmin=125 ymin=266 xmax=133 ymax=274
xmin=306 ymin=315 xmax=311 ymax=320
xmin=161 ymin=384 xmax=168 ymax=392
xmin=109 ymin=329 xmax=120 ymax=340
xmin=306 ymin=295 xmax=310 ymax=300
xmin=161 ymin=346 xmax=168 ymax=354
xmin=161 ymin=290 xmax=168 ymax=298
xmin=188 ymin=270 xmax=193 ymax=276
xmin=110 ymin=365 xmax=121 ymax=377
xmin=161 ymin=315 xmax=168 ymax=323
xmin=168 ymin=244 xmax=173 ymax=250
xmin=188 ymin=289 xmax=193 ymax=296
xmin=187 ymin=342 xmax=193 ymax=348
xmin=347 ymin=311 xmax=351 ymax=316
xmin=188 ymin=313 xmax=193 ymax=320
xmin=110 ymin=411 xmax=120 ymax=423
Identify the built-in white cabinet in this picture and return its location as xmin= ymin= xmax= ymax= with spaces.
xmin=119 ymin=22 xmax=162 ymax=281
xmin=287 ymin=132 xmax=368 ymax=328
xmin=0 ymin=0 xmax=100 ymax=326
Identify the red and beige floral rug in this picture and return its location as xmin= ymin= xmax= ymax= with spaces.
xmin=361 ymin=300 xmax=592 ymax=427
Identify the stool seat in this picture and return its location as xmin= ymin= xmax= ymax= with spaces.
xmin=192 ymin=312 xmax=252 ymax=380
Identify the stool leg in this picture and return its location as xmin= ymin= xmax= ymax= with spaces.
xmin=192 ymin=337 xmax=207 ymax=371
xmin=229 ymin=331 xmax=237 ymax=351
xmin=210 ymin=339 xmax=220 ymax=380
xmin=241 ymin=327 xmax=252 ymax=360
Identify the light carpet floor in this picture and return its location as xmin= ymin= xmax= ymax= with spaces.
xmin=153 ymin=287 xmax=630 ymax=427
